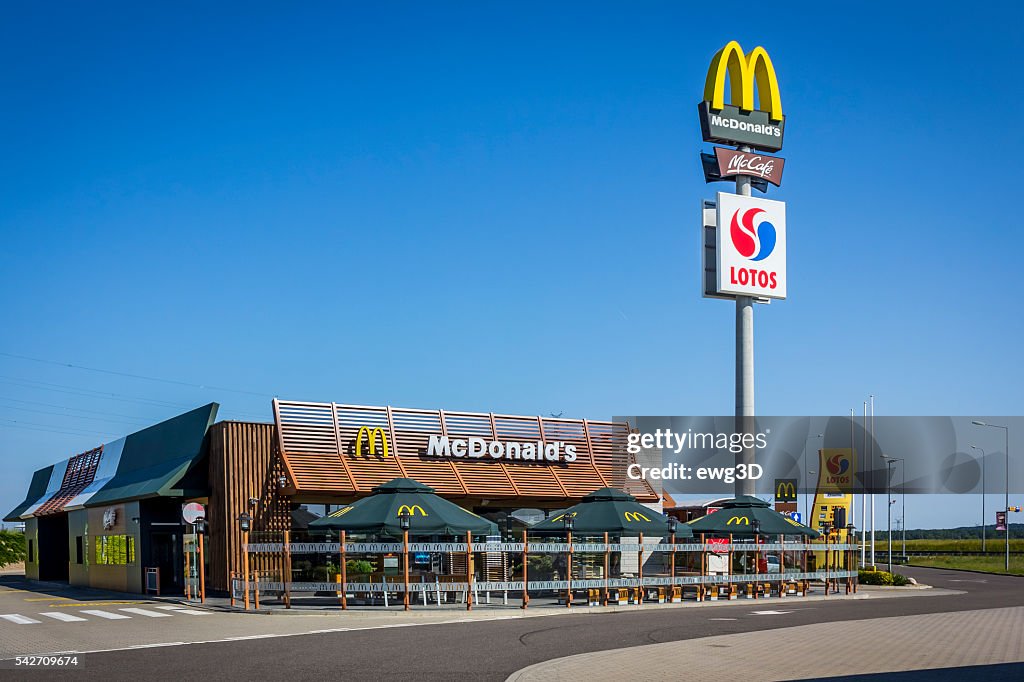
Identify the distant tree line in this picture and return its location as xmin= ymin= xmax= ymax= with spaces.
xmin=872 ymin=523 xmax=1024 ymax=540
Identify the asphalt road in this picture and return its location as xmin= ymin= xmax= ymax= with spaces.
xmin=16 ymin=567 xmax=1024 ymax=681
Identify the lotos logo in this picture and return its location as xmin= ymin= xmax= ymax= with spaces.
xmin=826 ymin=453 xmax=850 ymax=477
xmin=730 ymin=208 xmax=776 ymax=261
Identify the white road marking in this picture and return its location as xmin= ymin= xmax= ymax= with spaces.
xmin=751 ymin=610 xmax=792 ymax=615
xmin=0 ymin=614 xmax=41 ymax=625
xmin=154 ymin=605 xmax=211 ymax=615
xmin=118 ymin=608 xmax=171 ymax=618
xmin=40 ymin=612 xmax=87 ymax=622
xmin=80 ymin=610 xmax=132 ymax=620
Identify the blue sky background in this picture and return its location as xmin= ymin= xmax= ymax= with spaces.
xmin=1 ymin=3 xmax=1022 ymax=528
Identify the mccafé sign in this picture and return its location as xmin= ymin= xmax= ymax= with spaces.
xmin=698 ymin=40 xmax=785 ymax=151
xmin=427 ymin=435 xmax=578 ymax=463
xmin=715 ymin=148 xmax=784 ymax=186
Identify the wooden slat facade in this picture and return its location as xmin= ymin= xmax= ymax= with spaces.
xmin=207 ymin=421 xmax=290 ymax=592
xmin=274 ymin=399 xmax=658 ymax=505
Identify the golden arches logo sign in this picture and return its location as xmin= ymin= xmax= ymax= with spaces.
xmin=397 ymin=505 xmax=427 ymax=517
xmin=704 ymin=41 xmax=782 ymax=120
xmin=355 ymin=426 xmax=389 ymax=458
xmin=726 ymin=515 xmax=750 ymax=525
xmin=699 ymin=40 xmax=785 ymax=152
xmin=623 ymin=511 xmax=652 ymax=523
xmin=775 ymin=478 xmax=798 ymax=502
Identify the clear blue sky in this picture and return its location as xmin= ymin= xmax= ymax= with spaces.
xmin=1 ymin=3 xmax=1022 ymax=528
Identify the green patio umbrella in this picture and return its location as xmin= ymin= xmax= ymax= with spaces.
xmin=309 ymin=478 xmax=497 ymax=537
xmin=531 ymin=487 xmax=692 ymax=537
xmin=685 ymin=495 xmax=819 ymax=537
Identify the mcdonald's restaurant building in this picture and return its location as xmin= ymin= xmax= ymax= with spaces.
xmin=6 ymin=399 xmax=656 ymax=595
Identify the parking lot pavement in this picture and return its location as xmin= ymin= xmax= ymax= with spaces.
xmin=506 ymin=606 xmax=1024 ymax=681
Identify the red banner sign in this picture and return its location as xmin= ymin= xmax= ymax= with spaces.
xmin=706 ymin=537 xmax=729 ymax=554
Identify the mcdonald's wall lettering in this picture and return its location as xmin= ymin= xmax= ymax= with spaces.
xmin=699 ymin=40 xmax=785 ymax=151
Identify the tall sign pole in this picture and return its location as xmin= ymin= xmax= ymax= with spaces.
xmin=735 ymin=156 xmax=755 ymax=496
xmin=699 ymin=41 xmax=787 ymax=497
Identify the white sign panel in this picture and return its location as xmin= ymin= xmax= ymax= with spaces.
xmin=716 ymin=192 xmax=787 ymax=299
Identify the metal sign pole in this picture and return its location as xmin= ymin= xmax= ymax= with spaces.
xmin=735 ymin=152 xmax=755 ymax=497
xmin=198 ymin=529 xmax=206 ymax=604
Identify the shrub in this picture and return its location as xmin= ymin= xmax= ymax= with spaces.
xmin=0 ymin=531 xmax=26 ymax=568
xmin=858 ymin=569 xmax=910 ymax=586
xmin=346 ymin=559 xmax=375 ymax=576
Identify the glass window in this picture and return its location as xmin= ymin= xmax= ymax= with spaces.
xmin=75 ymin=536 xmax=83 ymax=564
xmin=94 ymin=535 xmax=136 ymax=565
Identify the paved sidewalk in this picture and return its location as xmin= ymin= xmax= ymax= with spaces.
xmin=506 ymin=606 xmax=1024 ymax=681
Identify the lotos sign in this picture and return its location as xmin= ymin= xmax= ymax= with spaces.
xmin=716 ymin=192 xmax=787 ymax=299
xmin=699 ymin=40 xmax=785 ymax=151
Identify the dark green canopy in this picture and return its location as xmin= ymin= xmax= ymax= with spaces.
xmin=685 ymin=495 xmax=820 ymax=537
xmin=309 ymin=478 xmax=497 ymax=537
xmin=531 ymin=487 xmax=692 ymax=537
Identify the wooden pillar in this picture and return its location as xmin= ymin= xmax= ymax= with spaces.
xmin=566 ymin=528 xmax=573 ymax=608
xmin=242 ymin=529 xmax=250 ymax=611
xmin=340 ymin=531 xmax=348 ymax=610
xmin=727 ymin=533 xmax=733 ymax=599
xmin=670 ymin=532 xmax=676 ymax=589
xmin=754 ymin=532 xmax=759 ymax=600
xmin=402 ymin=528 xmax=410 ymax=611
xmin=637 ymin=532 xmax=644 ymax=604
xmin=185 ymin=537 xmax=192 ymax=601
xmin=774 ymin=532 xmax=782 ymax=593
xmin=521 ymin=529 xmax=529 ymax=609
xmin=198 ymin=530 xmax=206 ymax=604
xmin=283 ymin=530 xmax=292 ymax=608
xmin=254 ymin=570 xmax=260 ymax=610
xmin=466 ymin=531 xmax=473 ymax=611
xmin=700 ymin=533 xmax=706 ymax=601
xmin=229 ymin=570 xmax=236 ymax=608
xmin=603 ymin=532 xmax=610 ymax=606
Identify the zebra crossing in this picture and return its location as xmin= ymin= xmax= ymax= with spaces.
xmin=0 ymin=604 xmax=212 ymax=625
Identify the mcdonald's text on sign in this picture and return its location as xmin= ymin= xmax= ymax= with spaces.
xmin=426 ymin=434 xmax=577 ymax=463
xmin=699 ymin=40 xmax=785 ymax=151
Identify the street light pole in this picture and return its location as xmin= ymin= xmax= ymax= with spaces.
xmin=973 ymin=421 xmax=1010 ymax=572
xmin=971 ymin=445 xmax=987 ymax=552
xmin=881 ymin=455 xmax=903 ymax=573
xmin=804 ymin=433 xmax=822 ymax=526
xmin=870 ymin=395 xmax=875 ymax=568
xmin=901 ymin=461 xmax=906 ymax=557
